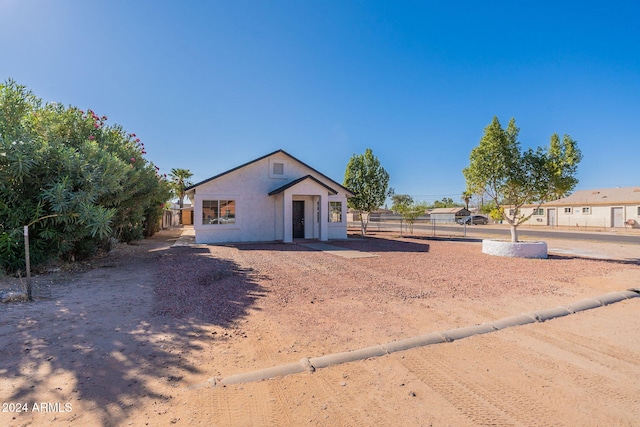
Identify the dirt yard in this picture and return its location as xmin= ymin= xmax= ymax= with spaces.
xmin=1 ymin=228 xmax=639 ymax=426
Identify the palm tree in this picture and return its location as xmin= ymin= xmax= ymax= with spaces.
xmin=169 ymin=168 xmax=193 ymax=224
xmin=461 ymin=190 xmax=473 ymax=211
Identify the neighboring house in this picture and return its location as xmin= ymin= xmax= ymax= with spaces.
xmin=162 ymin=203 xmax=193 ymax=228
xmin=521 ymin=186 xmax=640 ymax=228
xmin=180 ymin=204 xmax=194 ymax=225
xmin=185 ymin=149 xmax=354 ymax=244
xmin=429 ymin=207 xmax=471 ymax=223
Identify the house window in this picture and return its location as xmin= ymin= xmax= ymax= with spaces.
xmin=581 ymin=207 xmax=591 ymax=214
xmin=272 ymin=162 xmax=284 ymax=175
xmin=533 ymin=208 xmax=544 ymax=216
xmin=202 ymin=200 xmax=236 ymax=224
xmin=564 ymin=207 xmax=572 ymax=214
xmin=637 ymin=206 xmax=640 ymax=216
xmin=269 ymin=159 xmax=286 ymax=178
xmin=329 ymin=201 xmax=342 ymax=223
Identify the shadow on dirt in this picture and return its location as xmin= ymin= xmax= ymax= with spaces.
xmin=230 ymin=236 xmax=432 ymax=254
xmin=153 ymin=246 xmax=268 ymax=326
xmin=0 ymin=231 xmax=266 ymax=426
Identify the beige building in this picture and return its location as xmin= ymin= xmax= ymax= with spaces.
xmin=522 ymin=187 xmax=640 ymax=229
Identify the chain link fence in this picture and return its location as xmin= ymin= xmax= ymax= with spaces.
xmin=348 ymin=212 xmax=483 ymax=238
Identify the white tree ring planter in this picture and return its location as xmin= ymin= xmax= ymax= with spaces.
xmin=482 ymin=239 xmax=548 ymax=259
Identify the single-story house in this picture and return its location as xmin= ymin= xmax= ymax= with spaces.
xmin=185 ymin=149 xmax=354 ymax=244
xmin=429 ymin=207 xmax=471 ymax=223
xmin=521 ymin=186 xmax=640 ymax=228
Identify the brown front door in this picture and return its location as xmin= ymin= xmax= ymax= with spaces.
xmin=292 ymin=201 xmax=305 ymax=238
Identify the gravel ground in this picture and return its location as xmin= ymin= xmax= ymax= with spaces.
xmin=2 ymin=228 xmax=638 ymax=426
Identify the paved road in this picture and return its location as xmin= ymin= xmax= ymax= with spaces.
xmin=359 ymin=221 xmax=640 ymax=245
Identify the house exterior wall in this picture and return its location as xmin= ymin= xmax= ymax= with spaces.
xmin=430 ymin=213 xmax=456 ymax=223
xmin=192 ymin=152 xmax=349 ymax=243
xmin=522 ymin=204 xmax=640 ymax=228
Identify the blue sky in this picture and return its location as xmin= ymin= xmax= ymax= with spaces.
xmin=1 ymin=1 xmax=639 ymax=204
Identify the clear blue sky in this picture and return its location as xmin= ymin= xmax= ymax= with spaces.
xmin=2 ymin=1 xmax=638 ymax=204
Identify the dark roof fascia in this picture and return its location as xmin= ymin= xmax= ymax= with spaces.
xmin=185 ymin=149 xmax=355 ymax=196
xmin=268 ymin=175 xmax=338 ymax=196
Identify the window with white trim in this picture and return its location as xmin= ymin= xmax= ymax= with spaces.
xmin=564 ymin=207 xmax=572 ymax=214
xmin=202 ymin=200 xmax=236 ymax=224
xmin=269 ymin=159 xmax=286 ymax=178
xmin=581 ymin=206 xmax=591 ymax=214
xmin=637 ymin=206 xmax=640 ymax=216
xmin=328 ymin=201 xmax=342 ymax=223
xmin=533 ymin=208 xmax=544 ymax=215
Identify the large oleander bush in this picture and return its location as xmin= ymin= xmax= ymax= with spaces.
xmin=0 ymin=79 xmax=171 ymax=274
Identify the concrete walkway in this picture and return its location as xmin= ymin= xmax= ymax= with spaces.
xmin=170 ymin=228 xmax=377 ymax=259
xmin=171 ymin=226 xmax=195 ymax=247
xmin=300 ymin=242 xmax=378 ymax=259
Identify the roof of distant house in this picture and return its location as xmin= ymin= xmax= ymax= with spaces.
xmin=429 ymin=207 xmax=469 ymax=214
xmin=546 ymin=186 xmax=640 ymax=206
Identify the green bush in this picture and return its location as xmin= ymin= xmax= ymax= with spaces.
xmin=0 ymin=79 xmax=171 ymax=274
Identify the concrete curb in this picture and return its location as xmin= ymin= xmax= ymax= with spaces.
xmin=202 ymin=289 xmax=640 ymax=387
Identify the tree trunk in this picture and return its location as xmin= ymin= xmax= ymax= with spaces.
xmin=510 ymin=225 xmax=519 ymax=242
xmin=360 ymin=212 xmax=369 ymax=236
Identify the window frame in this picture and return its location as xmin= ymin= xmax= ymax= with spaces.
xmin=581 ymin=206 xmax=591 ymax=215
xmin=564 ymin=207 xmax=572 ymax=214
xmin=328 ymin=201 xmax=343 ymax=223
xmin=533 ymin=208 xmax=544 ymax=216
xmin=202 ymin=199 xmax=236 ymax=225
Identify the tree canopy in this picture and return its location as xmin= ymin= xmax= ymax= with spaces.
xmin=0 ymin=79 xmax=171 ymax=274
xmin=390 ymin=193 xmax=428 ymax=235
xmin=343 ymin=148 xmax=390 ymax=234
xmin=463 ymin=116 xmax=582 ymax=242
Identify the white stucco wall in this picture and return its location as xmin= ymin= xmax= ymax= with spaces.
xmin=522 ymin=204 xmax=640 ymax=228
xmin=191 ymin=152 xmax=350 ymax=243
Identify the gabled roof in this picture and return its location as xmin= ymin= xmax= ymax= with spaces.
xmin=429 ymin=207 xmax=469 ymax=214
xmin=546 ymin=187 xmax=640 ymax=206
xmin=268 ymin=175 xmax=338 ymax=196
xmin=185 ymin=149 xmax=354 ymax=196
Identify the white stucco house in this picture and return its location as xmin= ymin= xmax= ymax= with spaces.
xmin=520 ymin=186 xmax=640 ymax=229
xmin=184 ymin=149 xmax=354 ymax=244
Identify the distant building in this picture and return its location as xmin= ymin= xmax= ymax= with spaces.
xmin=521 ymin=186 xmax=640 ymax=228
xmin=429 ymin=207 xmax=471 ymax=223
xmin=162 ymin=203 xmax=193 ymax=228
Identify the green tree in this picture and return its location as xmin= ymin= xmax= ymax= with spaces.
xmin=389 ymin=193 xmax=428 ymax=234
xmin=169 ymin=168 xmax=193 ymax=224
xmin=343 ymin=148 xmax=390 ymax=235
xmin=0 ymin=79 xmax=171 ymax=274
xmin=463 ymin=116 xmax=582 ymax=242
xmin=390 ymin=193 xmax=413 ymax=213
xmin=430 ymin=197 xmax=460 ymax=209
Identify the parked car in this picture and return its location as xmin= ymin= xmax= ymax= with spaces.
xmin=457 ymin=215 xmax=488 ymax=225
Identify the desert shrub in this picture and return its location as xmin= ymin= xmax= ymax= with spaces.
xmin=0 ymin=79 xmax=171 ymax=274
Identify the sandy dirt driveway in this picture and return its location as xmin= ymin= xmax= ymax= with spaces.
xmin=1 ymin=228 xmax=639 ymax=426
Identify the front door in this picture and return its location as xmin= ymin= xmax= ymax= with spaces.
xmin=612 ymin=207 xmax=623 ymax=227
xmin=547 ymin=208 xmax=556 ymax=227
xmin=292 ymin=201 xmax=305 ymax=238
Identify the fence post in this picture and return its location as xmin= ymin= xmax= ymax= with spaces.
xmin=23 ymin=225 xmax=33 ymax=301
